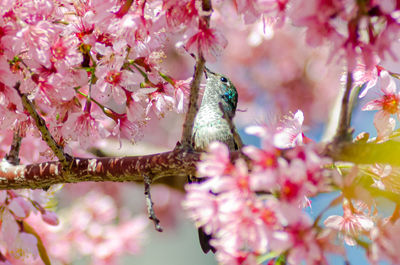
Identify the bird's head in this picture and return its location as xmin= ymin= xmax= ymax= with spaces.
xmin=203 ymin=67 xmax=238 ymax=117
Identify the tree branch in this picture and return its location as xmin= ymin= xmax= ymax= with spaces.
xmin=179 ymin=0 xmax=213 ymax=148
xmin=144 ymin=174 xmax=163 ymax=232
xmin=1 ymin=139 xmax=400 ymax=190
xmin=0 ymin=149 xmax=200 ymax=190
xmin=332 ymin=71 xmax=354 ymax=144
xmin=5 ymin=129 xmax=22 ymax=165
xmin=180 ymin=57 xmax=205 ymax=147
xmin=14 ymin=82 xmax=72 ymax=169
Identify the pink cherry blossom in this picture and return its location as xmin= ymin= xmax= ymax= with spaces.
xmin=183 ymin=183 xmax=220 ymax=235
xmin=362 ymin=71 xmax=400 ymax=141
xmin=185 ymin=19 xmax=228 ymax=62
xmin=288 ymin=0 xmax=400 ymax=69
xmin=244 ymin=110 xmax=305 ymax=151
xmin=369 ymin=164 xmax=400 ymax=194
xmin=245 ymin=124 xmax=276 ymax=151
xmin=1 ymin=208 xmax=38 ymax=260
xmin=184 ymin=112 xmax=333 ymax=261
xmin=324 ymin=200 xmax=374 ymax=246
xmin=354 ymin=63 xmax=380 ymax=98
xmin=0 ymin=81 xmax=25 ymax=130
xmin=62 ymin=111 xmax=110 ymax=148
xmin=172 ymin=78 xmax=191 ymax=113
xmin=235 ymin=0 xmax=262 ymax=24
xmin=8 ymin=197 xmax=31 ymax=218
xmin=274 ymin=110 xmax=304 ymax=148
xmin=93 ymin=57 xmax=131 ymax=105
xmin=286 ymin=224 xmax=323 ymax=264
xmin=0 ymin=187 xmax=60 ymax=262
xmin=50 ymin=36 xmax=82 ymax=73
xmin=164 ymin=0 xmax=199 ymax=29
xmin=234 ymin=0 xmax=288 ymax=25
xmin=145 ymin=86 xmax=175 ymax=118
xmin=368 ymin=219 xmax=400 ymax=264
xmin=41 ymin=210 xmax=59 ymax=226
xmin=112 ymin=116 xmax=142 ymax=145
xmin=16 ymin=0 xmax=56 ymax=25
xmin=53 ymin=191 xmax=148 ymax=264
xmin=2 ymin=0 xmax=400 ymax=263
xmin=0 ymin=56 xmax=18 ymax=85
xmin=16 ymin=21 xmax=57 ymax=68
xmin=215 ymin=250 xmax=258 ymax=265
xmin=197 ymin=141 xmax=232 ymax=178
xmin=242 ymin=145 xmax=279 ymax=170
xmin=126 ymin=97 xmax=147 ymax=123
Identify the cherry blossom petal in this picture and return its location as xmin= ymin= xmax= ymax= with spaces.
xmin=380 ymin=70 xmax=396 ymax=95
xmin=8 ymin=199 xmax=28 ymax=218
xmin=374 ymin=111 xmax=395 ymax=141
xmin=362 ymin=99 xmax=384 ymax=111
xmin=0 ymin=191 xmax=6 ymax=204
xmin=41 ymin=210 xmax=59 ymax=226
xmin=1 ymin=210 xmax=18 ymax=246
xmin=274 ymin=110 xmax=304 ymax=148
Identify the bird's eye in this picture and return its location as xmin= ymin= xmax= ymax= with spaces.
xmin=220 ymin=76 xmax=228 ymax=83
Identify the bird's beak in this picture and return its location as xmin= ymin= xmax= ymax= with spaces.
xmin=204 ymin=67 xmax=214 ymax=79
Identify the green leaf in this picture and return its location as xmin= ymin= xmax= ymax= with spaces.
xmin=256 ymin=251 xmax=280 ymax=264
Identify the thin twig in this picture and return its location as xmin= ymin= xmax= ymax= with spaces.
xmin=143 ymin=174 xmax=163 ymax=232
xmin=179 ymin=0 xmax=213 ymax=148
xmin=218 ymin=102 xmax=244 ymax=149
xmin=13 ymin=82 xmax=72 ymax=169
xmin=5 ymin=129 xmax=22 ymax=165
xmin=201 ymin=0 xmax=212 ymax=23
xmin=333 ymin=71 xmax=354 ymax=143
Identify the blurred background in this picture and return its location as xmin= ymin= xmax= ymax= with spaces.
xmin=8 ymin=2 xmax=400 ymax=264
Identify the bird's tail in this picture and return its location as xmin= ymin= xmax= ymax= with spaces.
xmin=198 ymin=227 xmax=216 ymax=254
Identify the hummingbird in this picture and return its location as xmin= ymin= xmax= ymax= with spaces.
xmin=191 ymin=67 xmax=240 ymax=253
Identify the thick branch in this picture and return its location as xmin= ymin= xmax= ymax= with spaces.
xmin=0 ymin=149 xmax=199 ymax=190
xmin=2 ymin=140 xmax=400 ymax=190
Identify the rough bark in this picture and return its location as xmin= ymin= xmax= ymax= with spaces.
xmin=0 ymin=149 xmax=199 ymax=190
xmin=1 ymin=140 xmax=400 ymax=190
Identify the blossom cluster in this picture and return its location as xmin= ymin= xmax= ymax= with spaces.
xmin=289 ymin=0 xmax=400 ymax=70
xmin=223 ymin=0 xmax=400 ymax=71
xmin=0 ymin=1 xmax=397 ymax=159
xmin=0 ymin=0 xmax=229 ymax=159
xmin=183 ymin=109 xmax=400 ymax=264
xmin=0 ymin=0 xmax=399 ymax=264
xmin=20 ymin=190 xmax=148 ymax=265
xmin=326 ymin=163 xmax=400 ymax=265
xmin=0 ymin=188 xmax=148 ymax=265
xmin=0 ymin=184 xmax=59 ymax=263
xmin=184 ymin=111 xmax=342 ymax=264
xmin=360 ymin=69 xmax=400 ymax=141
